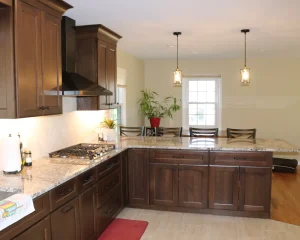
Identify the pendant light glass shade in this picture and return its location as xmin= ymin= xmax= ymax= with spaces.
xmin=173 ymin=68 xmax=182 ymax=86
xmin=240 ymin=29 xmax=250 ymax=85
xmin=241 ymin=66 xmax=250 ymax=84
xmin=173 ymin=32 xmax=182 ymax=87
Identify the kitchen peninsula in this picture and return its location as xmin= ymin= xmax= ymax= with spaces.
xmin=0 ymin=137 xmax=299 ymax=240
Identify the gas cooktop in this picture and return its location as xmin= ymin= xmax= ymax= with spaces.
xmin=49 ymin=143 xmax=115 ymax=160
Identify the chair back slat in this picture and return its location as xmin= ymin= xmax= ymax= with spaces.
xmin=156 ymin=127 xmax=182 ymax=137
xmin=120 ymin=126 xmax=145 ymax=136
xmin=226 ymin=128 xmax=256 ymax=139
xmin=189 ymin=128 xmax=218 ymax=137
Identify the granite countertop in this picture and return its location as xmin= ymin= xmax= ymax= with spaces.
xmin=0 ymin=137 xmax=299 ymax=200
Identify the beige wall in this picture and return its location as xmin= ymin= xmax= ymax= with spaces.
xmin=145 ymin=58 xmax=300 ymax=149
xmin=117 ymin=50 xmax=145 ymax=126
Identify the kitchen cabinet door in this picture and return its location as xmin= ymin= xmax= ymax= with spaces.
xmin=150 ymin=163 xmax=178 ymax=207
xmin=79 ymin=185 xmax=97 ymax=240
xmin=128 ymin=149 xmax=150 ymax=205
xmin=41 ymin=12 xmax=62 ymax=115
xmin=0 ymin=5 xmax=15 ymax=118
xmin=51 ymin=196 xmax=80 ymax=240
xmin=178 ymin=165 xmax=208 ymax=209
xmin=13 ymin=216 xmax=51 ymax=240
xmin=98 ymin=39 xmax=109 ymax=109
xmin=15 ymin=0 xmax=43 ymax=118
xmin=106 ymin=44 xmax=117 ymax=105
xmin=239 ymin=167 xmax=271 ymax=213
xmin=209 ymin=166 xmax=239 ymax=210
xmin=121 ymin=150 xmax=128 ymax=207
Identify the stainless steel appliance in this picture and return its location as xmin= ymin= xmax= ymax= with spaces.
xmin=49 ymin=143 xmax=115 ymax=160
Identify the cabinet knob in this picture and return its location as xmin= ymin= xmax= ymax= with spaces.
xmin=38 ymin=106 xmax=45 ymax=110
xmin=235 ymin=169 xmax=239 ymax=173
xmin=179 ymin=168 xmax=183 ymax=171
xmin=44 ymin=106 xmax=50 ymax=110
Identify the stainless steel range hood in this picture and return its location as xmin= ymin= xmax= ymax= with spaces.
xmin=61 ymin=16 xmax=112 ymax=96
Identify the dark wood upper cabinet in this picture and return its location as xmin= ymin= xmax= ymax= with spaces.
xmin=0 ymin=0 xmax=71 ymax=118
xmin=75 ymin=24 xmax=122 ymax=110
xmin=13 ymin=216 xmax=51 ymax=240
xmin=41 ymin=12 xmax=62 ymax=115
xmin=15 ymin=0 xmax=43 ymax=118
xmin=209 ymin=166 xmax=239 ymax=210
xmin=128 ymin=149 xmax=149 ymax=205
xmin=178 ymin=165 xmax=208 ymax=209
xmin=239 ymin=167 xmax=271 ymax=213
xmin=150 ymin=163 xmax=178 ymax=207
xmin=0 ymin=5 xmax=15 ymax=118
xmin=79 ymin=185 xmax=97 ymax=240
xmin=51 ymin=196 xmax=80 ymax=240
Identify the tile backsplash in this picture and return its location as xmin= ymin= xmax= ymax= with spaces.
xmin=0 ymin=98 xmax=114 ymax=160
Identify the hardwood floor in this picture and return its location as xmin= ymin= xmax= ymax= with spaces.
xmin=271 ymin=166 xmax=300 ymax=226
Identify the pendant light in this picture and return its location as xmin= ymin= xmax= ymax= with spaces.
xmin=241 ymin=29 xmax=250 ymax=84
xmin=173 ymin=32 xmax=182 ymax=86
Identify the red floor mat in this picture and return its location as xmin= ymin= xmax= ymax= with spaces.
xmin=98 ymin=218 xmax=149 ymax=240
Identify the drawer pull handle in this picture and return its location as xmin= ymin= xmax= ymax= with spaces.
xmin=61 ymin=205 xmax=73 ymax=213
xmin=233 ymin=157 xmax=247 ymax=160
xmin=83 ymin=175 xmax=93 ymax=184
xmin=105 ymin=180 xmax=118 ymax=190
xmin=172 ymin=156 xmax=184 ymax=159
xmin=105 ymin=161 xmax=118 ymax=171
xmin=59 ymin=187 xmax=73 ymax=197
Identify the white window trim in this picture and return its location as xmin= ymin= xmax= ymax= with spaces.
xmin=182 ymin=76 xmax=222 ymax=130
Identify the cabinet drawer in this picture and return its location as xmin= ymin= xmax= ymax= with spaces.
xmin=150 ymin=150 xmax=208 ymax=165
xmin=97 ymin=155 xmax=120 ymax=180
xmin=0 ymin=193 xmax=50 ymax=240
xmin=97 ymin=187 xmax=122 ymax=236
xmin=210 ymin=151 xmax=273 ymax=167
xmin=96 ymin=168 xmax=121 ymax=209
xmin=50 ymin=178 xmax=78 ymax=211
xmin=77 ymin=167 xmax=97 ymax=193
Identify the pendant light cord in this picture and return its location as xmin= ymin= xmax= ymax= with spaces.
xmin=244 ymin=32 xmax=247 ymax=67
xmin=177 ymin=34 xmax=179 ymax=69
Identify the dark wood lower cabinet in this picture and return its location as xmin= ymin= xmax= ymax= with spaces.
xmin=97 ymin=188 xmax=122 ymax=236
xmin=51 ymin=196 xmax=80 ymax=240
xmin=13 ymin=216 xmax=51 ymax=240
xmin=128 ymin=149 xmax=149 ymax=205
xmin=150 ymin=163 xmax=178 ymax=207
xmin=178 ymin=165 xmax=208 ymax=209
xmin=79 ymin=185 xmax=97 ymax=240
xmin=239 ymin=167 xmax=271 ymax=213
xmin=209 ymin=166 xmax=239 ymax=210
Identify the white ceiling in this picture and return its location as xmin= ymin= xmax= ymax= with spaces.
xmin=64 ymin=0 xmax=300 ymax=59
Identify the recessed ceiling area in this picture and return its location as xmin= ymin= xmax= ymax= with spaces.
xmin=64 ymin=0 xmax=300 ymax=59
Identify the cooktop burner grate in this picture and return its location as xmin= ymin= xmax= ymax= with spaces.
xmin=49 ymin=143 xmax=115 ymax=160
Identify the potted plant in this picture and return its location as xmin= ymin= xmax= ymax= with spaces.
xmin=101 ymin=118 xmax=117 ymax=141
xmin=138 ymin=90 xmax=181 ymax=128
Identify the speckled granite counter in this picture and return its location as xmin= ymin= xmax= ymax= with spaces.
xmin=0 ymin=137 xmax=299 ymax=200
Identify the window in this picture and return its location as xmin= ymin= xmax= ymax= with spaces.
xmin=182 ymin=76 xmax=221 ymax=129
xmin=116 ymin=86 xmax=126 ymax=125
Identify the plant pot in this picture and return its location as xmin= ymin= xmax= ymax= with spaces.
xmin=150 ymin=118 xmax=161 ymax=128
xmin=104 ymin=128 xmax=117 ymax=141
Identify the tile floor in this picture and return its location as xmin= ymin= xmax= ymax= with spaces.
xmin=117 ymin=208 xmax=300 ymax=240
